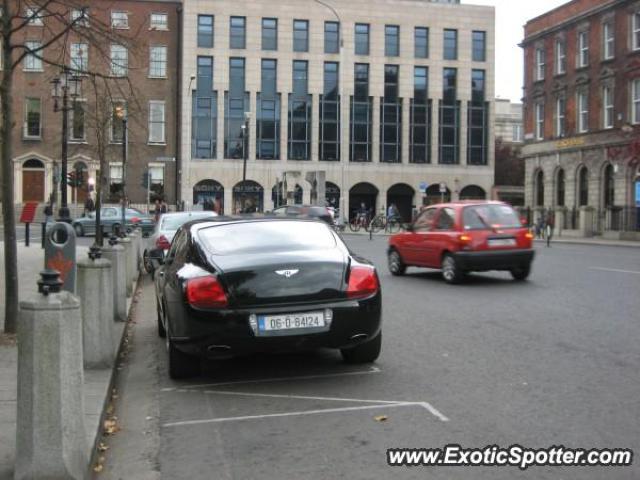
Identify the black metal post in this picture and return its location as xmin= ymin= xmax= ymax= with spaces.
xmin=120 ymin=117 xmax=128 ymax=237
xmin=241 ymin=119 xmax=249 ymax=213
xmin=25 ymin=223 xmax=30 ymax=247
xmin=58 ymin=88 xmax=70 ymax=222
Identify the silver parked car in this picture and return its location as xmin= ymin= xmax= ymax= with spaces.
xmin=72 ymin=207 xmax=155 ymax=237
xmin=144 ymin=211 xmax=217 ymax=274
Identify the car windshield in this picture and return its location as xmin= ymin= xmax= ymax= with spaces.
xmin=161 ymin=213 xmax=216 ymax=231
xmin=198 ymin=221 xmax=336 ymax=255
xmin=463 ymin=204 xmax=521 ymax=230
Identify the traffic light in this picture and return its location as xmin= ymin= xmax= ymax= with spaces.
xmin=141 ymin=171 xmax=150 ymax=189
xmin=66 ymin=171 xmax=76 ymax=187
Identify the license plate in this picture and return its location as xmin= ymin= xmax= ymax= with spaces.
xmin=488 ymin=238 xmax=516 ymax=247
xmin=257 ymin=311 xmax=326 ymax=335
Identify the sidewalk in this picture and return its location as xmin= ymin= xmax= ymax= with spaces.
xmin=0 ymin=241 xmax=134 ymax=479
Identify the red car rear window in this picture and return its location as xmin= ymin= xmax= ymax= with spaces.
xmin=462 ymin=205 xmax=522 ymax=230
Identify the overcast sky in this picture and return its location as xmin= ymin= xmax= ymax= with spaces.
xmin=463 ymin=0 xmax=569 ymax=103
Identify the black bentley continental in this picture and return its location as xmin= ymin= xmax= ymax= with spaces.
xmin=154 ymin=217 xmax=382 ymax=378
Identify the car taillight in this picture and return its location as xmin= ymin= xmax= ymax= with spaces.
xmin=459 ymin=234 xmax=472 ymax=244
xmin=525 ymin=232 xmax=534 ymax=240
xmin=346 ymin=266 xmax=379 ymax=299
xmin=131 ymin=217 xmax=140 ymax=223
xmin=155 ymin=235 xmax=171 ymax=250
xmin=186 ymin=276 xmax=228 ymax=309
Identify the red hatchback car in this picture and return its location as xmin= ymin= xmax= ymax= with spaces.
xmin=388 ymin=201 xmax=535 ymax=283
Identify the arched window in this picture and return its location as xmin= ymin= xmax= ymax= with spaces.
xmin=603 ymin=164 xmax=614 ymax=208
xmin=578 ymin=166 xmax=589 ymax=206
xmin=535 ymin=170 xmax=544 ymax=206
xmin=556 ymin=169 xmax=565 ymax=207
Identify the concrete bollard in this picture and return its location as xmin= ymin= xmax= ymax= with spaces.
xmin=130 ymin=229 xmax=141 ymax=273
xmin=15 ymin=269 xmax=88 ymax=480
xmin=102 ymin=237 xmax=127 ymax=322
xmin=119 ymin=236 xmax=134 ymax=297
xmin=77 ymin=247 xmax=115 ymax=369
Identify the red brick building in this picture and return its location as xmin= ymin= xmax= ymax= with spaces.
xmin=6 ymin=0 xmax=181 ymax=213
xmin=521 ymin=0 xmax=640 ymax=238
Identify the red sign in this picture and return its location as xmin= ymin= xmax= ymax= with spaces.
xmin=19 ymin=201 xmax=39 ymax=223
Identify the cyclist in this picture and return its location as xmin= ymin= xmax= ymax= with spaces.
xmin=356 ymin=203 xmax=369 ymax=226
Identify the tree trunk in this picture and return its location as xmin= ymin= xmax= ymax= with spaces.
xmin=1 ymin=26 xmax=18 ymax=334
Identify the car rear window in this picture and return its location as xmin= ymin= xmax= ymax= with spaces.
xmin=198 ymin=221 xmax=336 ymax=255
xmin=463 ymin=204 xmax=522 ymax=230
xmin=161 ymin=213 xmax=216 ymax=231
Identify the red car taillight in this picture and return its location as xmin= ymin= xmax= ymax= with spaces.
xmin=186 ymin=276 xmax=228 ymax=309
xmin=155 ymin=235 xmax=171 ymax=250
xmin=131 ymin=217 xmax=140 ymax=223
xmin=346 ymin=266 xmax=379 ymax=299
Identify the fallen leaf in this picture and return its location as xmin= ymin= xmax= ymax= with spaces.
xmin=374 ymin=415 xmax=388 ymax=422
xmin=97 ymin=442 xmax=109 ymax=452
xmin=93 ymin=464 xmax=104 ymax=473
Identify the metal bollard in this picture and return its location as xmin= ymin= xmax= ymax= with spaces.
xmin=77 ymin=246 xmax=115 ymax=369
xmin=102 ymin=236 xmax=127 ymax=322
xmin=119 ymin=235 xmax=134 ymax=297
xmin=40 ymin=222 xmax=46 ymax=249
xmin=15 ymin=270 xmax=88 ymax=480
xmin=44 ymin=222 xmax=76 ymax=293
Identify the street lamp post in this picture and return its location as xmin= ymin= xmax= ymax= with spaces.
xmin=51 ymin=69 xmax=81 ymax=223
xmin=241 ymin=112 xmax=251 ymax=212
xmin=115 ymin=105 xmax=128 ymax=236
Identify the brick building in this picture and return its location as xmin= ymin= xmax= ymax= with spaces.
xmin=521 ymin=0 xmax=640 ymax=238
xmin=7 ymin=0 xmax=180 ymax=212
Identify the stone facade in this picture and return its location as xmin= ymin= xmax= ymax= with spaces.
xmin=180 ymin=0 xmax=495 ymax=218
xmin=521 ymin=0 xmax=640 ymax=236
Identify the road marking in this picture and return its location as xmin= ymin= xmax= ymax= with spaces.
xmin=161 ymin=366 xmax=381 ymax=392
xmin=589 ymin=267 xmax=640 ymax=275
xmin=201 ymin=389 xmax=407 ymax=405
xmin=162 ymin=401 xmax=448 ymax=428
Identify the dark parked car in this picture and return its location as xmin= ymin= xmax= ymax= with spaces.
xmin=269 ymin=205 xmax=334 ymax=225
xmin=388 ymin=201 xmax=535 ymax=284
xmin=155 ymin=217 xmax=382 ymax=378
xmin=72 ymin=207 xmax=155 ymax=237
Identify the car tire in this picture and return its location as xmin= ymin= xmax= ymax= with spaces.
xmin=387 ymin=249 xmax=406 ymax=276
xmin=341 ymin=332 xmax=382 ymax=364
xmin=73 ymin=224 xmax=84 ymax=237
xmin=112 ymin=223 xmax=121 ymax=235
xmin=511 ymin=264 xmax=531 ymax=281
xmin=156 ymin=300 xmax=166 ymax=338
xmin=144 ymin=250 xmax=155 ymax=275
xmin=167 ymin=338 xmax=200 ymax=379
xmin=442 ymin=253 xmax=464 ymax=284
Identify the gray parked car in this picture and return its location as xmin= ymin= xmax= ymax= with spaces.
xmin=72 ymin=207 xmax=155 ymax=237
xmin=144 ymin=211 xmax=218 ymax=274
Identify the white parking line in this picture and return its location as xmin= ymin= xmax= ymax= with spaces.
xmin=589 ymin=267 xmax=640 ymax=275
xmin=162 ymin=402 xmax=443 ymax=428
xmin=201 ymin=389 xmax=407 ymax=405
xmin=161 ymin=366 xmax=381 ymax=392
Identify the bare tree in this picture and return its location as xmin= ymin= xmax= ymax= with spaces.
xmin=1 ymin=0 xmax=138 ymax=333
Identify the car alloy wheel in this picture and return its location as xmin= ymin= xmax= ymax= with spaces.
xmin=442 ymin=254 xmax=462 ymax=284
xmin=388 ymin=250 xmax=406 ymax=276
xmin=74 ymin=224 xmax=84 ymax=237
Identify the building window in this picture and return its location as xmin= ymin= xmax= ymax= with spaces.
xmin=385 ymin=25 xmax=399 ymax=56
xmin=111 ymin=101 xmax=126 ymax=143
xmin=380 ymin=65 xmax=402 ymax=162
xmin=324 ymin=21 xmax=339 ymax=54
xmin=293 ymin=20 xmax=309 ymax=52
xmin=230 ymin=17 xmax=246 ymax=49
xmin=288 ymin=60 xmax=311 ymax=160
xmin=536 ymin=47 xmax=545 ymax=81
xmin=257 ymin=59 xmax=280 ymax=160
xmin=603 ymin=164 xmax=615 ymax=207
xmin=148 ymin=101 xmax=166 ymax=144
xmin=71 ymin=8 xmax=89 ymax=27
xmin=149 ymin=46 xmax=167 ymax=78
xmin=320 ymin=62 xmax=340 ymax=161
xmin=69 ymin=100 xmax=86 ymax=142
xmin=556 ymin=169 xmax=565 ymax=207
xmin=149 ymin=165 xmax=165 ymax=201
xmin=555 ymin=96 xmax=565 ymax=137
xmin=225 ymin=57 xmax=248 ymax=159
xmin=415 ymin=27 xmax=429 ymax=59
xmin=262 ymin=18 xmax=277 ymax=51
xmin=467 ymin=69 xmax=488 ymax=165
xmin=633 ymin=79 xmax=640 ymax=124
xmin=109 ymin=164 xmax=123 ymax=198
xmin=603 ymin=21 xmax=614 ymax=60
xmin=110 ymin=44 xmax=128 ymax=77
xmin=70 ymin=43 xmax=88 ymax=73
xmin=472 ymin=31 xmax=486 ymax=62
xmin=111 ymin=11 xmax=128 ymax=29
xmin=577 ymin=91 xmax=588 ymax=133
xmin=443 ymin=29 xmax=457 ymax=61
xmin=24 ymin=41 xmax=43 ymax=71
xmin=512 ymin=124 xmax=523 ymax=142
xmin=355 ymin=23 xmax=369 ymax=55
xmin=578 ymin=166 xmax=589 ymax=206
xmin=24 ymin=98 xmax=41 ymax=138
xmin=25 ymin=7 xmax=43 ymax=26
xmin=603 ymin=85 xmax=614 ymax=129
xmin=197 ymin=15 xmax=214 ymax=48
xmin=192 ymin=56 xmax=217 ymax=159
xmin=150 ymin=13 xmax=168 ymax=30
xmin=350 ymin=63 xmax=372 ymax=162
xmin=410 ymin=66 xmax=431 ymax=164
xmin=555 ymin=39 xmax=566 ymax=74
xmin=535 ymin=170 xmax=544 ymax=206
xmin=439 ymin=68 xmax=459 ymax=164
xmin=578 ymin=31 xmax=589 ymax=68
xmin=633 ymin=12 xmax=640 ymax=51
xmin=535 ymin=102 xmax=544 ymax=140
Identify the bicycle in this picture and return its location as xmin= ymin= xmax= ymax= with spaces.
xmin=349 ymin=213 xmax=369 ymax=232
xmin=368 ymin=214 xmax=403 ymax=234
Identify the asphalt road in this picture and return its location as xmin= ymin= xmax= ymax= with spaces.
xmin=101 ymin=237 xmax=640 ymax=480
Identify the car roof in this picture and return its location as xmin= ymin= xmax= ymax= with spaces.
xmin=426 ymin=200 xmax=510 ymax=209
xmin=183 ymin=215 xmax=327 ymax=235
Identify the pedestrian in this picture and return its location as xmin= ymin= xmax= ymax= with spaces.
xmin=160 ymin=199 xmax=168 ymax=215
xmin=153 ymin=199 xmax=161 ymax=222
xmin=84 ymin=196 xmax=95 ymax=215
xmin=545 ymin=211 xmax=554 ymax=247
xmin=43 ymin=203 xmax=53 ymax=224
xmin=536 ymin=215 xmax=545 ymax=239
